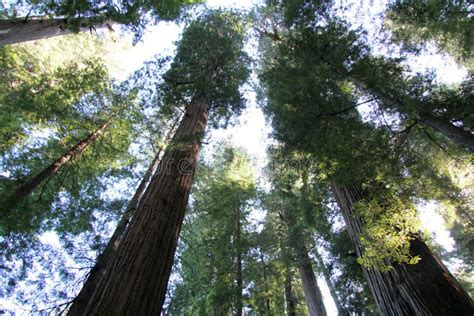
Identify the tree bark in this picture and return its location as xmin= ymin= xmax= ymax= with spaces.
xmin=284 ymin=266 xmax=297 ymax=316
xmin=0 ymin=17 xmax=110 ymax=46
xmin=313 ymin=249 xmax=348 ymax=316
xmin=294 ymin=241 xmax=327 ymax=316
xmin=83 ymin=98 xmax=208 ymax=315
xmin=2 ymin=118 xmax=112 ymax=217
xmin=235 ymin=204 xmax=243 ymax=316
xmin=331 ymin=181 xmax=474 ymax=315
xmin=67 ymin=147 xmax=162 ymax=316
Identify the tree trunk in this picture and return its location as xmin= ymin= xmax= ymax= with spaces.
xmin=260 ymin=251 xmax=271 ymax=316
xmin=83 ymin=98 xmax=208 ymax=315
xmin=417 ymin=110 xmax=474 ymax=151
xmin=235 ymin=204 xmax=243 ymax=316
xmin=2 ymin=118 xmax=112 ymax=217
xmin=313 ymin=249 xmax=348 ymax=316
xmin=67 ymin=147 xmax=162 ymax=316
xmin=350 ymin=76 xmax=474 ymax=151
xmin=284 ymin=266 xmax=297 ymax=316
xmin=294 ymin=241 xmax=327 ymax=316
xmin=331 ymin=181 xmax=474 ymax=315
xmin=0 ymin=17 xmax=110 ymax=46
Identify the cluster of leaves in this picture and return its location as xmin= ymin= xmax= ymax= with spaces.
xmin=385 ymin=0 xmax=473 ymax=70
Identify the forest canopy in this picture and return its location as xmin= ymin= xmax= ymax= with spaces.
xmin=0 ymin=0 xmax=473 ymax=315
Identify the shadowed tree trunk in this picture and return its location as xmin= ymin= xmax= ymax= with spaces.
xmin=2 ymin=117 xmax=112 ymax=217
xmin=82 ymin=98 xmax=208 ymax=315
xmin=331 ymin=181 xmax=474 ymax=315
xmin=284 ymin=266 xmax=297 ymax=316
xmin=68 ymin=115 xmax=181 ymax=315
xmin=0 ymin=17 xmax=111 ymax=45
xmin=294 ymin=241 xmax=327 ymax=316
xmin=67 ymin=147 xmax=162 ymax=315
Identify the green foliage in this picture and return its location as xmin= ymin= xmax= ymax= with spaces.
xmin=169 ymin=144 xmax=256 ymax=314
xmin=386 ymin=0 xmax=473 ymax=70
xmin=355 ymin=197 xmax=422 ymax=271
xmin=162 ymin=10 xmax=251 ymax=128
xmin=3 ymin=0 xmax=202 ymax=40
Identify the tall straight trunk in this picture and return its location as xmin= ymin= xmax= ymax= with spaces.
xmin=83 ymin=98 xmax=208 ymax=315
xmin=350 ymin=76 xmax=474 ymax=151
xmin=294 ymin=241 xmax=327 ymax=316
xmin=68 ymin=115 xmax=180 ymax=315
xmin=331 ymin=181 xmax=474 ymax=315
xmin=313 ymin=250 xmax=347 ymax=316
xmin=0 ymin=17 xmax=110 ymax=45
xmin=235 ymin=205 xmax=243 ymax=316
xmin=67 ymin=148 xmax=162 ymax=316
xmin=2 ymin=118 xmax=112 ymax=216
xmin=260 ymin=251 xmax=271 ymax=316
xmin=284 ymin=266 xmax=297 ymax=316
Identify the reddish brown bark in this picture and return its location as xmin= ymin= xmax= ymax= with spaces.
xmin=331 ymin=181 xmax=474 ymax=315
xmin=67 ymin=147 xmax=162 ymax=316
xmin=2 ymin=118 xmax=112 ymax=217
xmin=83 ymin=98 xmax=208 ymax=315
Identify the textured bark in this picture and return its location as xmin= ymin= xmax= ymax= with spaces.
xmin=83 ymin=99 xmax=208 ymax=315
xmin=235 ymin=205 xmax=243 ymax=316
xmin=0 ymin=17 xmax=109 ymax=45
xmin=284 ymin=267 xmax=297 ymax=316
xmin=67 ymin=148 xmax=162 ymax=316
xmin=2 ymin=118 xmax=112 ymax=216
xmin=331 ymin=181 xmax=474 ymax=315
xmin=313 ymin=250 xmax=348 ymax=316
xmin=295 ymin=242 xmax=327 ymax=316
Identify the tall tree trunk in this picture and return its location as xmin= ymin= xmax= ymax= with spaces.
xmin=235 ymin=204 xmax=243 ymax=316
xmin=313 ymin=249 xmax=348 ymax=316
xmin=350 ymin=76 xmax=474 ymax=151
xmin=331 ymin=181 xmax=474 ymax=315
xmin=284 ymin=266 xmax=297 ymax=316
xmin=294 ymin=241 xmax=327 ymax=316
xmin=68 ymin=115 xmax=180 ymax=315
xmin=0 ymin=17 xmax=110 ymax=45
xmin=417 ymin=110 xmax=474 ymax=151
xmin=67 ymin=147 xmax=162 ymax=316
xmin=83 ymin=98 xmax=208 ymax=315
xmin=2 ymin=118 xmax=112 ymax=217
xmin=260 ymin=251 xmax=271 ymax=316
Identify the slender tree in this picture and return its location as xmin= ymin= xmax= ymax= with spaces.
xmin=80 ymin=11 xmax=249 ymax=315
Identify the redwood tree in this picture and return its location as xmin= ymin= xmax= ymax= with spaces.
xmin=79 ymin=11 xmax=250 ymax=315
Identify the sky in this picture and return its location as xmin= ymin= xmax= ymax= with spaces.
xmin=2 ymin=0 xmax=470 ymax=314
